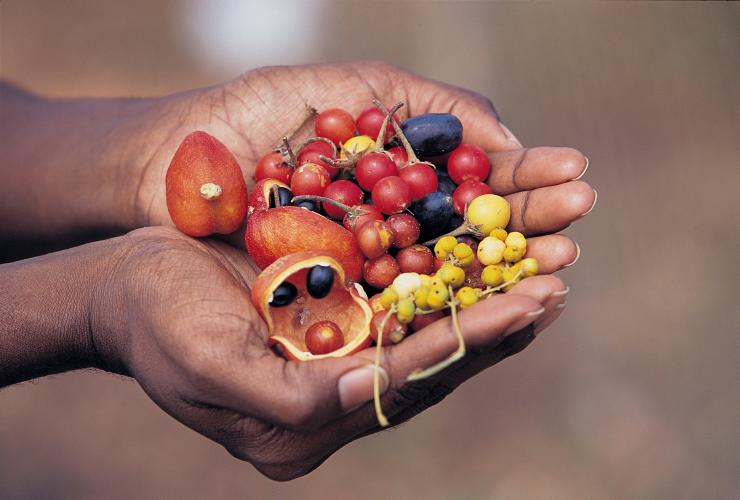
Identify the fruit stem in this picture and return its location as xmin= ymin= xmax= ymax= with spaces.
xmin=478 ymin=269 xmax=523 ymax=298
xmin=406 ymin=286 xmax=466 ymax=381
xmin=200 ymin=182 xmax=223 ymax=201
xmin=374 ymin=307 xmax=394 ymax=427
xmin=282 ymin=137 xmax=298 ymax=169
xmin=373 ymin=99 xmax=420 ymax=164
xmin=318 ymin=155 xmax=355 ymax=170
xmin=273 ymin=104 xmax=317 ymax=151
xmin=373 ymin=102 xmax=404 ymax=152
xmin=420 ymin=222 xmax=483 ymax=247
xmin=270 ymin=184 xmax=282 ymax=208
xmin=291 ymin=195 xmax=354 ymax=214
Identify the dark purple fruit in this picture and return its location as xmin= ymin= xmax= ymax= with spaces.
xmin=400 ymin=114 xmax=463 ymax=157
xmin=409 ymin=191 xmax=454 ymax=240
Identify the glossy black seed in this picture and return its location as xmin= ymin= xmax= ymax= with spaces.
xmin=270 ymin=282 xmax=297 ymax=307
xmin=410 ymin=191 xmax=454 ymax=240
xmin=437 ymin=171 xmax=457 ymax=196
xmin=306 ymin=266 xmax=334 ymax=299
xmin=400 ymin=114 xmax=463 ymax=157
xmin=269 ymin=186 xmax=293 ymax=208
xmin=293 ymin=199 xmax=319 ymax=212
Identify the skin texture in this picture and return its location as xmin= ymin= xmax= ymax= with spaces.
xmin=0 ymin=61 xmax=595 ymax=480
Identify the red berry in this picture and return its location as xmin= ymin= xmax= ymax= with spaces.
xmin=399 ymin=163 xmax=438 ymax=202
xmin=386 ymin=213 xmax=420 ymax=248
xmin=396 ymin=244 xmax=434 ymax=274
xmin=371 ymin=176 xmax=411 ymax=215
xmin=387 ymin=146 xmax=408 ymax=170
xmin=356 ymin=106 xmax=400 ymax=143
xmin=452 ymin=179 xmax=493 ymax=215
xmin=305 ymin=321 xmax=344 ymax=355
xmin=447 ymin=144 xmax=491 ymax=184
xmin=315 ymin=108 xmax=356 ymax=146
xmin=355 ymin=152 xmax=399 ymax=191
xmin=321 ymin=180 xmax=364 ymax=219
xmin=370 ymin=310 xmax=407 ymax=345
xmin=343 ymin=203 xmax=384 ymax=232
xmin=297 ymin=141 xmax=338 ymax=178
xmin=409 ymin=310 xmax=444 ymax=333
xmin=356 ymin=220 xmax=394 ymax=259
xmin=290 ymin=163 xmax=330 ymax=196
xmin=363 ymin=254 xmax=400 ymax=289
xmin=254 ymin=152 xmax=292 ymax=184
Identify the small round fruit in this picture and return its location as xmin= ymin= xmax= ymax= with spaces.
xmin=379 ymin=287 xmax=399 ymax=309
xmin=477 ymin=236 xmax=506 ymax=265
xmin=481 ymin=265 xmax=504 ymax=287
xmin=386 ymin=213 xmax=420 ymax=248
xmin=518 ymin=257 xmax=539 ymax=277
xmin=387 ymin=146 xmax=408 ymax=170
xmin=434 ymin=236 xmax=458 ymax=260
xmin=400 ymin=113 xmax=463 ymax=157
xmin=305 ymin=321 xmax=344 ymax=355
xmin=414 ymin=286 xmax=430 ymax=309
xmin=436 ymin=171 xmax=457 ymax=196
xmin=453 ymin=179 xmax=493 ymax=215
xmin=399 ymin=163 xmax=438 ymax=202
xmin=396 ymin=298 xmax=416 ymax=324
xmin=409 ymin=310 xmax=445 ymax=332
xmin=356 ymin=220 xmax=394 ymax=259
xmin=322 ymin=180 xmax=364 ymax=219
xmin=306 ymin=265 xmax=334 ymax=299
xmin=315 ymin=108 xmax=356 ymax=146
xmin=503 ymin=245 xmax=525 ymax=263
xmin=372 ymin=176 xmax=411 ymax=214
xmin=270 ymin=282 xmax=298 ymax=307
xmin=505 ymin=231 xmax=527 ymax=250
xmin=391 ymin=272 xmax=422 ymax=299
xmin=502 ymin=267 xmax=521 ymax=291
xmin=363 ymin=254 xmax=400 ymax=289
xmin=255 ymin=152 xmax=292 ymax=183
xmin=356 ymin=106 xmax=399 ymax=143
xmin=355 ymin=152 xmax=398 ymax=191
xmin=438 ymin=263 xmax=466 ymax=288
xmin=297 ymin=140 xmax=338 ymax=178
xmin=294 ymin=198 xmax=319 ymax=212
xmin=397 ymin=245 xmax=435 ymax=274
xmin=340 ymin=135 xmax=376 ymax=158
xmin=290 ymin=163 xmax=330 ymax=196
xmin=409 ymin=191 xmax=454 ymax=239
xmin=426 ymin=284 xmax=449 ymax=310
xmin=342 ymin=204 xmax=384 ymax=232
xmin=447 ymin=144 xmax=491 ymax=184
xmin=466 ymin=194 xmax=511 ymax=234
xmin=455 ymin=287 xmax=479 ymax=309
xmin=370 ymin=311 xmax=407 ymax=345
xmin=490 ymin=228 xmax=508 ymax=241
xmin=452 ymin=243 xmax=474 ymax=267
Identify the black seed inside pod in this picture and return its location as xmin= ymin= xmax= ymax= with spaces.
xmin=306 ymin=265 xmax=334 ymax=299
xmin=270 ymin=282 xmax=297 ymax=307
xmin=269 ymin=186 xmax=293 ymax=208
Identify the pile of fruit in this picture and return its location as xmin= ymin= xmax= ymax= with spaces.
xmin=165 ymin=100 xmax=539 ymax=425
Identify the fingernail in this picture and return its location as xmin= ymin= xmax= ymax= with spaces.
xmin=573 ymin=156 xmax=589 ymax=180
xmin=534 ymin=301 xmax=567 ymax=334
xmin=338 ymin=364 xmax=388 ymax=413
xmin=550 ymin=286 xmax=570 ymax=298
xmin=500 ymin=122 xmax=523 ymax=148
xmin=564 ymin=242 xmax=581 ymax=268
xmin=504 ymin=307 xmax=545 ymax=336
xmin=580 ymin=188 xmax=598 ymax=217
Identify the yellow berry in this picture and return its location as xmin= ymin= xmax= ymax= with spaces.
xmin=414 ymin=286 xmax=430 ymax=310
xmin=505 ymin=231 xmax=527 ymax=250
xmin=434 ymin=236 xmax=458 ymax=260
xmin=426 ymin=285 xmax=449 ymax=310
xmin=481 ymin=265 xmax=504 ymax=287
xmin=490 ymin=228 xmax=508 ymax=241
xmin=340 ymin=135 xmax=375 ymax=158
xmin=379 ymin=287 xmax=399 ymax=309
xmin=419 ymin=274 xmax=432 ymax=288
xmin=477 ymin=236 xmax=506 ymax=265
xmin=438 ymin=263 xmax=466 ymax=288
xmin=391 ymin=272 xmax=422 ymax=298
xmin=518 ymin=257 xmax=539 ymax=277
xmin=502 ymin=267 xmax=521 ymax=291
xmin=455 ymin=287 xmax=479 ymax=309
xmin=430 ymin=275 xmax=445 ymax=289
xmin=466 ymin=194 xmax=511 ymax=234
xmin=396 ymin=297 xmax=416 ymax=324
xmin=452 ymin=243 xmax=474 ymax=266
xmin=503 ymin=245 xmax=525 ymax=263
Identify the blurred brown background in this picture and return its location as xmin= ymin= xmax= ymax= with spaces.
xmin=1 ymin=1 xmax=739 ymax=499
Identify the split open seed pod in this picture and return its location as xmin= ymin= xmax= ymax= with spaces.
xmin=252 ymin=251 xmax=373 ymax=361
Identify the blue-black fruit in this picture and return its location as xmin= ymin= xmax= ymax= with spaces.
xmin=437 ymin=171 xmax=457 ymax=196
xmin=400 ymin=113 xmax=463 ymax=157
xmin=270 ymin=282 xmax=297 ymax=307
xmin=293 ymin=199 xmax=319 ymax=212
xmin=306 ymin=265 xmax=334 ymax=299
xmin=410 ymin=191 xmax=454 ymax=240
xmin=446 ymin=213 xmax=464 ymax=233
xmin=269 ymin=186 xmax=293 ymax=208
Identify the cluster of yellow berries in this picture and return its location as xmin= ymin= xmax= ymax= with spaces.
xmin=377 ymin=228 xmax=539 ymax=325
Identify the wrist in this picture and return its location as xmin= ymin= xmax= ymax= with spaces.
xmin=0 ymin=236 xmax=130 ymax=386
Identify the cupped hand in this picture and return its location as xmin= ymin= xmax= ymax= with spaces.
xmin=96 ymin=225 xmax=572 ymax=481
xmin=126 ymin=61 xmax=595 ymax=242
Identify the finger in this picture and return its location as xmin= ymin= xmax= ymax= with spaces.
xmin=505 ymin=180 xmax=597 ymax=236
xmin=488 ymin=147 xmax=589 ymax=195
xmin=524 ymin=234 xmax=580 ymax=273
xmin=405 ymin=74 xmax=522 ymax=151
